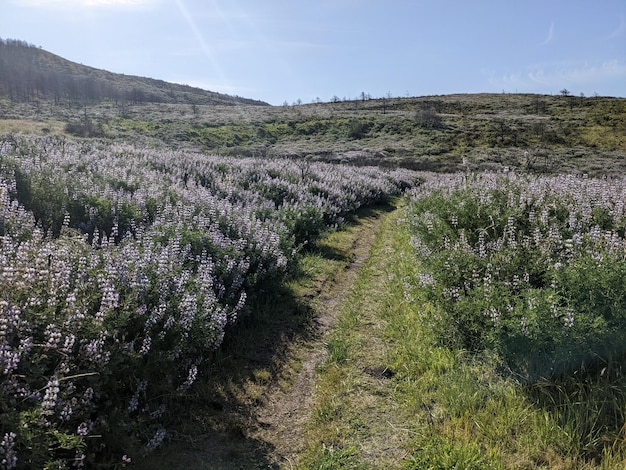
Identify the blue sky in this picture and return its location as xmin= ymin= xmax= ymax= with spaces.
xmin=2 ymin=0 xmax=625 ymax=105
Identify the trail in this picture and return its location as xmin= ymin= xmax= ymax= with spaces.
xmin=247 ymin=207 xmax=388 ymax=468
xmin=139 ymin=205 xmax=393 ymax=469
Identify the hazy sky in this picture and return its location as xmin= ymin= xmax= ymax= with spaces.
xmin=2 ymin=0 xmax=625 ymax=104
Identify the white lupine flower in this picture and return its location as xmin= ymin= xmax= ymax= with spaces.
xmin=1 ymin=136 xmax=418 ymax=466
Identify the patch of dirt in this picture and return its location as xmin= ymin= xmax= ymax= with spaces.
xmin=247 ymin=209 xmax=387 ymax=467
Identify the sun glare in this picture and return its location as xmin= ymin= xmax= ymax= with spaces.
xmin=173 ymin=0 xmax=231 ymax=95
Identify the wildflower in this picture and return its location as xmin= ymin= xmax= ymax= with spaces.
xmin=520 ymin=317 xmax=529 ymax=336
xmin=44 ymin=324 xmax=62 ymax=349
xmin=418 ymin=273 xmax=435 ymax=287
xmin=128 ymin=394 xmax=139 ymax=413
xmin=485 ymin=307 xmax=500 ymax=327
xmin=149 ymin=404 xmax=167 ymax=419
xmin=76 ymin=422 xmax=90 ymax=436
xmin=61 ymin=333 xmax=76 ymax=353
xmin=0 ymin=345 xmax=20 ymax=375
xmin=73 ymin=453 xmax=85 ymax=469
xmin=0 ymin=432 xmax=17 ymax=470
xmin=82 ymin=387 xmax=94 ymax=405
xmin=60 ymin=403 xmax=73 ymax=421
xmin=41 ymin=378 xmax=60 ymax=413
xmin=139 ymin=336 xmax=152 ymax=355
xmin=144 ymin=428 xmax=167 ymax=453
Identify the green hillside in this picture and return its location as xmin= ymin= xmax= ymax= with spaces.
xmin=2 ymin=39 xmax=625 ymax=176
xmin=2 ymin=42 xmax=626 ymax=469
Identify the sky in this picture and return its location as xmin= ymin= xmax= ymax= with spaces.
xmin=1 ymin=0 xmax=625 ymax=105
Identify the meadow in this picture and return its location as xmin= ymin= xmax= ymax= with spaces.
xmin=1 ymin=91 xmax=626 ymax=469
xmin=299 ymin=171 xmax=626 ymax=469
xmin=407 ymin=171 xmax=626 ymax=381
xmin=403 ymin=172 xmax=626 ymax=465
xmin=0 ymin=135 xmax=415 ymax=468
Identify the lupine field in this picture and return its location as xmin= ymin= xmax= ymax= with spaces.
xmin=0 ymin=135 xmax=416 ymax=468
xmin=406 ymin=172 xmax=626 ymax=382
xmin=3 ymin=130 xmax=626 ymax=468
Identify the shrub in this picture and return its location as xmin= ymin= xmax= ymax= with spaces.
xmin=406 ymin=172 xmax=626 ymax=381
xmin=0 ymin=135 xmax=418 ymax=467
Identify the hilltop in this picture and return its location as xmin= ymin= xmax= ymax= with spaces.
xmin=0 ymin=38 xmax=268 ymax=106
xmin=0 ymin=39 xmax=625 ymax=176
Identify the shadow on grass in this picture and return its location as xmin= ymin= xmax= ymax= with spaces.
xmin=307 ymin=202 xmax=396 ymax=263
xmin=137 ymin=280 xmax=315 ymax=469
xmin=524 ymin=354 xmax=626 ymax=462
xmin=137 ymin=201 xmax=395 ymax=469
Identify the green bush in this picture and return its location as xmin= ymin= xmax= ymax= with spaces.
xmin=407 ymin=173 xmax=626 ymax=381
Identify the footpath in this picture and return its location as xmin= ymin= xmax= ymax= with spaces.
xmin=139 ymin=203 xmax=403 ymax=469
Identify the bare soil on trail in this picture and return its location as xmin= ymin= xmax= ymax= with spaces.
xmin=139 ymin=205 xmax=392 ymax=470
xmin=248 ymin=209 xmax=387 ymax=468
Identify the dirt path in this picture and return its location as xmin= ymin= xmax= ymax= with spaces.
xmin=139 ymin=205 xmax=393 ymax=469
xmin=247 ymin=207 xmax=389 ymax=468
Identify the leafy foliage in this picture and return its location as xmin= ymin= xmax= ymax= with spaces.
xmin=406 ymin=172 xmax=626 ymax=381
xmin=0 ymin=135 xmax=417 ymax=468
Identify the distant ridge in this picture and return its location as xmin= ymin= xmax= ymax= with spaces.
xmin=0 ymin=38 xmax=269 ymax=106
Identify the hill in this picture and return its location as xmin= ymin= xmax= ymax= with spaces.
xmin=3 ymin=40 xmax=626 ymax=470
xmin=0 ymin=38 xmax=268 ymax=106
xmin=0 ymin=39 xmax=624 ymax=175
xmin=27 ymin=92 xmax=623 ymax=175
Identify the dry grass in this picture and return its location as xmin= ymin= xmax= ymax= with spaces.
xmin=3 ymin=93 xmax=625 ymax=175
xmin=0 ymin=118 xmax=66 ymax=135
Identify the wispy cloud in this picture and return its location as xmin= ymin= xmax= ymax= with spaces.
xmin=529 ymin=60 xmax=626 ymax=85
xmin=488 ymin=60 xmax=626 ymax=95
xmin=539 ymin=21 xmax=555 ymax=46
xmin=11 ymin=0 xmax=159 ymax=8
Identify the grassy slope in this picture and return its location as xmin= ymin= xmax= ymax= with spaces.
xmin=3 ymin=92 xmax=626 ymax=468
xmin=2 ymin=93 xmax=625 ymax=175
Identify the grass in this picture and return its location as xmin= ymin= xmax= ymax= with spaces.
xmin=299 ymin=201 xmax=413 ymax=468
xmin=3 ymin=91 xmax=626 ymax=467
xmin=135 ymin=204 xmax=392 ymax=469
xmin=299 ymin=199 xmax=626 ymax=469
xmin=3 ymin=93 xmax=625 ymax=174
xmin=0 ymin=118 xmax=67 ymax=135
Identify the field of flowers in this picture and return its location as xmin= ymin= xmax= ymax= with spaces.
xmin=0 ymin=135 xmax=416 ymax=468
xmin=406 ymin=171 xmax=626 ymax=382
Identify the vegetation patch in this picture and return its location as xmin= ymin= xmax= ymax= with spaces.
xmin=406 ymin=173 xmax=626 ymax=381
xmin=2 ymin=48 xmax=626 ymax=467
xmin=0 ymin=135 xmax=417 ymax=468
xmin=399 ymin=172 xmax=626 ymax=466
xmin=301 ymin=182 xmax=626 ymax=468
